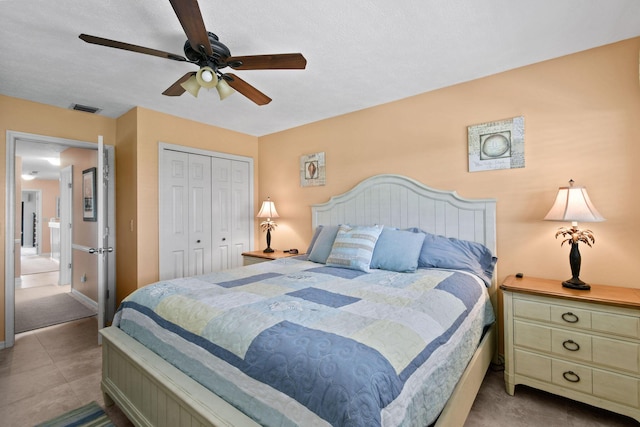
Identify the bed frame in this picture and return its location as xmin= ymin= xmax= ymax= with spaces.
xmin=101 ymin=174 xmax=497 ymax=427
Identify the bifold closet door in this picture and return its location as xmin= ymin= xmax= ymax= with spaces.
xmin=211 ymin=157 xmax=251 ymax=270
xmin=160 ymin=151 xmax=212 ymax=279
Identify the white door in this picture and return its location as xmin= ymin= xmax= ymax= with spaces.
xmin=188 ymin=153 xmax=212 ymax=276
xmin=59 ymin=165 xmax=73 ymax=286
xmin=159 ymin=150 xmax=212 ymax=279
xmin=211 ymin=158 xmax=250 ymax=270
xmin=94 ymin=136 xmax=116 ymax=336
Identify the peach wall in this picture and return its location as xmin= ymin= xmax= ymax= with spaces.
xmin=0 ymin=95 xmax=116 ymax=343
xmin=258 ymin=37 xmax=640 ymax=291
xmin=20 ymin=178 xmax=60 ymax=254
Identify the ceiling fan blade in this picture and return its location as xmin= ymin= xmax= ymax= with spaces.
xmin=79 ymin=34 xmax=187 ymax=62
xmin=227 ymin=53 xmax=307 ymax=70
xmin=162 ymin=72 xmax=196 ymax=96
xmin=168 ymin=0 xmax=212 ymax=56
xmin=223 ymin=74 xmax=272 ymax=105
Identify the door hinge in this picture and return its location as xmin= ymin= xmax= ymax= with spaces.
xmin=106 ymin=289 xmax=110 ymax=299
xmin=68 ymin=183 xmax=72 ymax=188
xmin=68 ymin=263 xmax=72 ymax=269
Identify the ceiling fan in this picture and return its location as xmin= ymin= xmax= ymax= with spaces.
xmin=79 ymin=0 xmax=306 ymax=106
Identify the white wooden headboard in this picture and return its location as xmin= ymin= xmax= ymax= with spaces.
xmin=311 ymin=174 xmax=497 ymax=257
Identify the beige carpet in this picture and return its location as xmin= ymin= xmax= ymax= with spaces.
xmin=15 ymin=285 xmax=96 ymax=333
xmin=21 ymin=255 xmax=60 ymax=275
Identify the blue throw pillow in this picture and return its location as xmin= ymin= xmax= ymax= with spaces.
xmin=370 ymin=228 xmax=425 ymax=272
xmin=411 ymin=229 xmax=497 ymax=286
xmin=308 ymin=225 xmax=340 ymax=263
xmin=306 ymin=225 xmax=324 ymax=254
xmin=326 ymin=225 xmax=383 ymax=272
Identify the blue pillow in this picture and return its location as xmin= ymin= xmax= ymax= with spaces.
xmin=308 ymin=225 xmax=340 ymax=263
xmin=370 ymin=228 xmax=425 ymax=272
xmin=306 ymin=225 xmax=324 ymax=254
xmin=411 ymin=229 xmax=497 ymax=286
xmin=326 ymin=225 xmax=383 ymax=272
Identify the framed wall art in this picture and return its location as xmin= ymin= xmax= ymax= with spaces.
xmin=468 ymin=116 xmax=525 ymax=172
xmin=300 ymin=152 xmax=326 ymax=187
xmin=82 ymin=167 xmax=97 ymax=221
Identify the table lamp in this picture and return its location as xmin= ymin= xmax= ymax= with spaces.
xmin=544 ymin=179 xmax=605 ymax=290
xmin=257 ymin=197 xmax=279 ymax=253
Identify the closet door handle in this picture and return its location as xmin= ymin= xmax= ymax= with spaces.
xmin=562 ymin=339 xmax=580 ymax=352
xmin=196 ymin=240 xmax=201 ymax=243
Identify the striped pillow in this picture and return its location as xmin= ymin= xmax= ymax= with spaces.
xmin=325 ymin=225 xmax=383 ymax=272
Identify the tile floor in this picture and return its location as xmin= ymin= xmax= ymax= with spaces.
xmin=0 ymin=317 xmax=132 ymax=426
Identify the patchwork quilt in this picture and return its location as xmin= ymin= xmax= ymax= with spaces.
xmin=114 ymin=257 xmax=495 ymax=427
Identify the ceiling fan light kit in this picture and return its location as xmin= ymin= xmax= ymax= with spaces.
xmin=79 ymin=0 xmax=306 ymax=106
xmin=180 ymin=74 xmax=201 ymax=97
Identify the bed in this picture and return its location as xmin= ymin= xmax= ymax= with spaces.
xmin=101 ymin=174 xmax=497 ymax=427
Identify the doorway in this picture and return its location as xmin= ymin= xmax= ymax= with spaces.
xmin=4 ymin=131 xmax=116 ymax=348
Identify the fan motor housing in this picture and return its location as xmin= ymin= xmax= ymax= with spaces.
xmin=183 ymin=32 xmax=231 ymax=67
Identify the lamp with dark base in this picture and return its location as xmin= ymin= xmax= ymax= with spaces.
xmin=544 ymin=180 xmax=605 ymax=291
xmin=257 ymin=197 xmax=279 ymax=254
xmin=563 ymin=241 xmax=589 ymax=290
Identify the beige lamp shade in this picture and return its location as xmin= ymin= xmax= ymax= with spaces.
xmin=543 ymin=180 xmax=605 ymax=223
xmin=180 ymin=75 xmax=201 ymax=98
xmin=216 ymin=78 xmax=235 ymax=100
xmin=257 ymin=198 xmax=279 ymax=219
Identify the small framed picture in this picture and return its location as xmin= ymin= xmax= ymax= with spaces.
xmin=468 ymin=116 xmax=525 ymax=172
xmin=300 ymin=152 xmax=326 ymax=187
xmin=82 ymin=167 xmax=97 ymax=221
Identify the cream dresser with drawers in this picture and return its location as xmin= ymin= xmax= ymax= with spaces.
xmin=502 ymin=275 xmax=640 ymax=423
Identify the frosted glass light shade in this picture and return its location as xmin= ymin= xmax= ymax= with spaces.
xmin=544 ymin=180 xmax=605 ymax=223
xmin=257 ymin=198 xmax=279 ymax=219
xmin=216 ymin=79 xmax=235 ymax=100
xmin=180 ymin=75 xmax=201 ymax=97
xmin=196 ymin=66 xmax=218 ymax=89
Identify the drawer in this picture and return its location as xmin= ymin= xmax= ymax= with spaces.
xmin=593 ymin=336 xmax=640 ymax=373
xmin=551 ymin=329 xmax=592 ymax=363
xmin=514 ymin=349 xmax=551 ymax=382
xmin=514 ymin=299 xmax=550 ymax=322
xmin=552 ymin=359 xmax=592 ymax=394
xmin=593 ymin=369 xmax=640 ymax=408
xmin=514 ymin=321 xmax=550 ymax=352
xmin=592 ymin=311 xmax=640 ymax=339
xmin=550 ymin=305 xmax=592 ymax=330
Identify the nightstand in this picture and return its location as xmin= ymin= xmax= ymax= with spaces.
xmin=241 ymin=250 xmax=299 ymax=266
xmin=501 ymin=275 xmax=640 ymax=423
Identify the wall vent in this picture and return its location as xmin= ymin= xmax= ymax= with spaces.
xmin=70 ymin=103 xmax=101 ymax=114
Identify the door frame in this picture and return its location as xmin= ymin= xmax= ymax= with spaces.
xmin=158 ymin=142 xmax=254 ymax=279
xmin=4 ymin=130 xmax=116 ymax=348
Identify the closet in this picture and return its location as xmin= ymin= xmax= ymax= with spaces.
xmin=159 ymin=144 xmax=253 ymax=280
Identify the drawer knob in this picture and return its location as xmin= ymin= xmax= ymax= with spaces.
xmin=561 ymin=312 xmax=579 ymax=323
xmin=562 ymin=370 xmax=581 ymax=383
xmin=562 ymin=339 xmax=580 ymax=352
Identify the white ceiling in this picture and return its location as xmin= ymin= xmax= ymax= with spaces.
xmin=3 ymin=0 xmax=640 ymax=178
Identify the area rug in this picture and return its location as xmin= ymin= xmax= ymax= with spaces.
xmin=15 ymin=292 xmax=96 ymax=333
xmin=35 ymin=401 xmax=113 ymax=427
xmin=21 ymin=254 xmax=60 ymax=275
